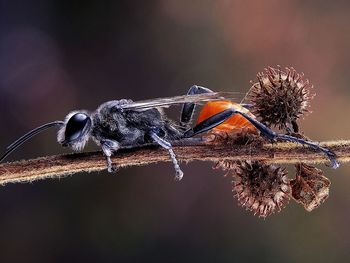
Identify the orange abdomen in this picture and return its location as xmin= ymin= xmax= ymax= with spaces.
xmin=197 ymin=101 xmax=257 ymax=133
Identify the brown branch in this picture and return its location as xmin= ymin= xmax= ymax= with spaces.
xmin=0 ymin=140 xmax=349 ymax=185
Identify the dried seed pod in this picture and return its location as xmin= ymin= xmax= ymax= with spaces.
xmin=216 ymin=160 xmax=291 ymax=218
xmin=290 ymin=163 xmax=330 ymax=212
xmin=247 ymin=66 xmax=314 ymax=132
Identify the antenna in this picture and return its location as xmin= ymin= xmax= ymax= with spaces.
xmin=0 ymin=121 xmax=64 ymax=162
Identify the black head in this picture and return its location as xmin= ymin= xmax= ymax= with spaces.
xmin=58 ymin=112 xmax=92 ymax=150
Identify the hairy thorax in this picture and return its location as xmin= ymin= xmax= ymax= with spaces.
xmin=91 ymin=100 xmax=177 ymax=147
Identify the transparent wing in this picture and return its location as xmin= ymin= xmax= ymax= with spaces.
xmin=120 ymin=92 xmax=240 ymax=110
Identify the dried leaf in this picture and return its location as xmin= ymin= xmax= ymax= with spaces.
xmin=290 ymin=163 xmax=330 ymax=212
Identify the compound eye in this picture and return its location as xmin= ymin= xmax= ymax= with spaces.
xmin=65 ymin=113 xmax=91 ymax=142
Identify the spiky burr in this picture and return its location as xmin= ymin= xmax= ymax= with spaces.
xmin=216 ymin=160 xmax=291 ymax=218
xmin=247 ymin=66 xmax=314 ymax=133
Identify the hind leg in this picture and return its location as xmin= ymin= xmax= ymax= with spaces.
xmin=180 ymin=85 xmax=214 ymax=127
xmin=183 ymin=109 xmax=339 ymax=169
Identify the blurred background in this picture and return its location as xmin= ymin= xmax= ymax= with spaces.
xmin=1 ymin=0 xmax=350 ymax=262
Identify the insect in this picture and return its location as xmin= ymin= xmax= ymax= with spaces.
xmin=0 ymin=86 xmax=339 ymax=180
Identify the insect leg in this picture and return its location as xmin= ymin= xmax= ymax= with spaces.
xmin=183 ymin=109 xmax=339 ymax=169
xmin=235 ymin=111 xmax=339 ymax=168
xmin=150 ymin=132 xmax=184 ymax=181
xmin=180 ymin=85 xmax=214 ymax=126
xmin=183 ymin=109 xmax=234 ymax=138
xmin=101 ymin=139 xmax=120 ymax=172
xmin=245 ymin=117 xmax=339 ymax=168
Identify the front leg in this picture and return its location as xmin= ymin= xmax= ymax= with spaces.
xmin=101 ymin=139 xmax=120 ymax=172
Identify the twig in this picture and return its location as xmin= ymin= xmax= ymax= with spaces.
xmin=0 ymin=140 xmax=349 ymax=185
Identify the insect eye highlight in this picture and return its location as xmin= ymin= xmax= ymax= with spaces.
xmin=64 ymin=113 xmax=91 ymax=142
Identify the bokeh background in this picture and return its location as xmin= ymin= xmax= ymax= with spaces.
xmin=1 ymin=1 xmax=350 ymax=262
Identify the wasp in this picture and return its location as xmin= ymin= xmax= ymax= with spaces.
xmin=0 ymin=86 xmax=338 ymax=180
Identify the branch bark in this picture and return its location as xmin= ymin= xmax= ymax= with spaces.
xmin=0 ymin=140 xmax=349 ymax=185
